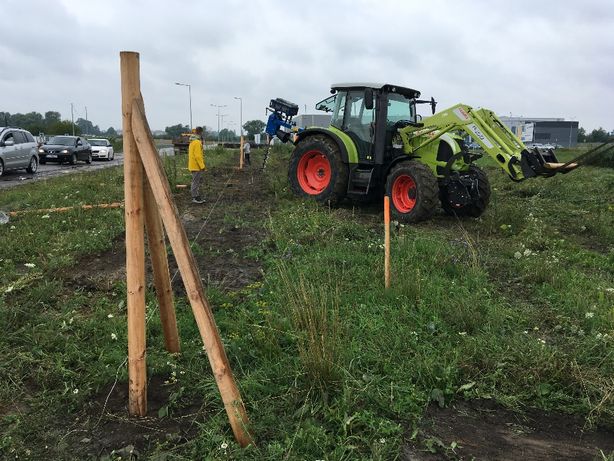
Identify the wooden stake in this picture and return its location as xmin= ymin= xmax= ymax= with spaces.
xmin=131 ymin=96 xmax=253 ymax=447
xmin=144 ymin=178 xmax=180 ymax=353
xmin=120 ymin=51 xmax=147 ymax=416
xmin=384 ymin=195 xmax=391 ymax=289
xmin=239 ymin=135 xmax=244 ymax=170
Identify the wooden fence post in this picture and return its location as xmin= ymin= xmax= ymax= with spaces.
xmin=144 ymin=178 xmax=180 ymax=353
xmin=120 ymin=51 xmax=147 ymax=416
xmin=131 ymin=95 xmax=253 ymax=447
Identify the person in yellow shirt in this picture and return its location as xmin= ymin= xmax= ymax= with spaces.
xmin=188 ymin=127 xmax=206 ymax=203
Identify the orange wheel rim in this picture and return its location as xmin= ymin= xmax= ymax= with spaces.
xmin=392 ymin=174 xmax=417 ymax=212
xmin=297 ymin=150 xmax=331 ymax=195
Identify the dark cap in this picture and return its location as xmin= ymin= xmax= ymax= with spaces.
xmin=195 ymin=126 xmax=203 ymax=133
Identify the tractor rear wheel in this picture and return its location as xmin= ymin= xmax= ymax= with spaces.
xmin=386 ymin=160 xmax=439 ymax=223
xmin=439 ymin=165 xmax=491 ymax=218
xmin=288 ymin=135 xmax=348 ymax=206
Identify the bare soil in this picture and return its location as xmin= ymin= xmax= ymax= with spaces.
xmin=67 ymin=166 xmax=269 ymax=293
xmin=403 ymin=399 xmax=614 ymax=460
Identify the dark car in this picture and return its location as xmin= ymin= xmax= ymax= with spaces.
xmin=38 ymin=136 xmax=92 ymax=165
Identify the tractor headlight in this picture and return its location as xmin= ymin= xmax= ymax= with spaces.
xmin=61 ymin=149 xmax=69 ymax=154
xmin=38 ymin=148 xmax=44 ymax=153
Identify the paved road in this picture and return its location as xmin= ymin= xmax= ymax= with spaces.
xmin=0 ymin=147 xmax=174 ymax=190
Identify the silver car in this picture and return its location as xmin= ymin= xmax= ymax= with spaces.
xmin=0 ymin=127 xmax=39 ymax=177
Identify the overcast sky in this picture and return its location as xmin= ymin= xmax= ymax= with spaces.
xmin=1 ymin=0 xmax=612 ymax=133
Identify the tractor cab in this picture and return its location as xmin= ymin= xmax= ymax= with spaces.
xmin=316 ymin=83 xmax=421 ymax=165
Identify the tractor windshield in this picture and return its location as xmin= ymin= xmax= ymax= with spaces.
xmin=387 ymin=93 xmax=415 ymax=124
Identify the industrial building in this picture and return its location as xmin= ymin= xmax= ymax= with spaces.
xmin=499 ymin=116 xmax=579 ymax=148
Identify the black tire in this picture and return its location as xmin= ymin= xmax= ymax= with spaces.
xmin=108 ymin=151 xmax=114 ymax=161
xmin=26 ymin=156 xmax=38 ymax=174
xmin=440 ymin=165 xmax=491 ymax=218
xmin=0 ymin=159 xmax=4 ymax=177
xmin=70 ymin=153 xmax=77 ymax=165
xmin=385 ymin=160 xmax=439 ymax=223
xmin=86 ymin=152 xmax=92 ymax=164
xmin=288 ymin=135 xmax=348 ymax=206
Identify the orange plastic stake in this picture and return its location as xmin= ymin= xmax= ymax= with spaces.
xmin=384 ymin=195 xmax=391 ymax=289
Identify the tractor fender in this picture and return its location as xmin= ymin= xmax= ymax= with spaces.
xmin=294 ymin=128 xmax=351 ymax=164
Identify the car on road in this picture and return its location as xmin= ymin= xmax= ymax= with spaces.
xmin=38 ymin=136 xmax=92 ymax=165
xmin=89 ymin=138 xmax=115 ymax=161
xmin=0 ymin=127 xmax=39 ymax=177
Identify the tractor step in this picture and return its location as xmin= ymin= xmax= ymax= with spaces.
xmin=347 ymin=167 xmax=374 ymax=195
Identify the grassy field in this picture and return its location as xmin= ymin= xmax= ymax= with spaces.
xmin=0 ymin=146 xmax=612 ymax=459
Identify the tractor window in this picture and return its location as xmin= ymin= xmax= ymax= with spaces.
xmin=316 ymin=95 xmax=336 ymax=113
xmin=330 ymin=92 xmax=346 ymax=129
xmin=344 ymin=90 xmax=374 ymax=143
xmin=387 ymin=93 xmax=415 ymax=124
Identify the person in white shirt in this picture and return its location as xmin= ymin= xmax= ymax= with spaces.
xmin=243 ymin=140 xmax=251 ymax=166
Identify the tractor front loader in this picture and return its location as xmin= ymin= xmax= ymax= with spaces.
xmin=265 ymin=83 xmax=603 ymax=223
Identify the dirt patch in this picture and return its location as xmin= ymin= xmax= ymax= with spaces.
xmin=67 ymin=166 xmax=271 ymax=293
xmin=403 ymin=399 xmax=614 ymax=461
xmin=65 ymin=375 xmax=206 ymax=459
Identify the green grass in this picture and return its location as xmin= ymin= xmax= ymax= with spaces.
xmin=0 ymin=146 xmax=612 ymax=459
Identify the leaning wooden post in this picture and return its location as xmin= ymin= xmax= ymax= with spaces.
xmin=131 ymin=95 xmax=253 ymax=447
xmin=120 ymin=51 xmax=147 ymax=416
xmin=384 ymin=195 xmax=391 ymax=289
xmin=144 ymin=178 xmax=180 ymax=353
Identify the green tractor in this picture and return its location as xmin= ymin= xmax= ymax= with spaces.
xmin=266 ymin=83 xmax=578 ymax=222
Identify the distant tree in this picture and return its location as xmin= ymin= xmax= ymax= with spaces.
xmin=76 ymin=118 xmax=101 ymax=135
xmin=105 ymin=127 xmax=117 ymax=137
xmin=44 ymin=111 xmax=61 ymax=127
xmin=47 ymin=120 xmax=80 ymax=136
xmin=0 ymin=112 xmax=10 ymax=126
xmin=165 ymin=123 xmax=189 ymax=138
xmin=587 ymin=127 xmax=609 ymax=143
xmin=219 ymin=128 xmax=238 ymax=142
xmin=243 ymin=120 xmax=266 ymax=138
xmin=577 ymin=127 xmax=586 ymax=143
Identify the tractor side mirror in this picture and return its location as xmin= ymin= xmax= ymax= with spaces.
xmin=364 ymin=88 xmax=374 ymax=110
xmin=430 ymin=97 xmax=437 ymax=114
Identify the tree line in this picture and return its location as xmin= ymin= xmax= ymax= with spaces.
xmin=164 ymin=119 xmax=266 ymax=141
xmin=0 ymin=110 xmax=117 ymax=137
xmin=577 ymin=127 xmax=611 ymax=143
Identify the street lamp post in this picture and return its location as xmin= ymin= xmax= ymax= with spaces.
xmin=175 ymin=82 xmax=192 ymax=130
xmin=234 ymin=96 xmax=243 ymax=168
xmin=210 ymin=104 xmax=227 ymax=143
xmin=219 ymin=114 xmax=228 ymax=142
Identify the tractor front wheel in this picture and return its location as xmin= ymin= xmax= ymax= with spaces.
xmin=288 ymin=135 xmax=348 ymax=206
xmin=439 ymin=165 xmax=491 ymax=218
xmin=386 ymin=161 xmax=439 ymax=223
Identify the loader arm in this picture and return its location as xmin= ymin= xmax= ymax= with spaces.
xmin=398 ymin=103 xmax=577 ymax=181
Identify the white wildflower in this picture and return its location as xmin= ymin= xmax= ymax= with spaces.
xmin=107 ymin=313 xmax=114 ymax=318
xmin=585 ymin=312 xmax=595 ymax=319
xmin=111 ymin=333 xmax=118 ymax=340
xmin=514 ymin=251 xmax=522 ymax=259
xmin=5 ymin=286 xmax=14 ymax=293
xmin=379 ymin=438 xmax=386 ymax=444
xmin=24 ymin=263 xmax=36 ymax=268
xmin=41 ymin=214 xmax=50 ymax=219
xmin=73 ymin=388 xmax=79 ymax=394
xmin=523 ymin=249 xmax=533 ymax=257
xmin=220 ymin=442 xmax=228 ymax=450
